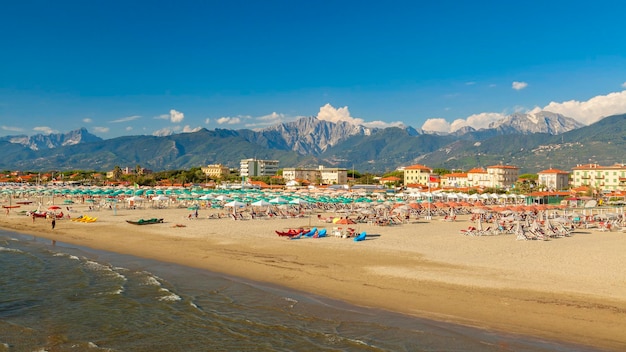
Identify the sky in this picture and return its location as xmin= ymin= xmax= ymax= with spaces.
xmin=2 ymin=0 xmax=626 ymax=139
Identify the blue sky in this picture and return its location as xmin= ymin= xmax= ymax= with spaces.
xmin=2 ymin=0 xmax=626 ymax=138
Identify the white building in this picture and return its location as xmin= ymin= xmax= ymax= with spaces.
xmin=282 ymin=165 xmax=347 ymax=185
xmin=240 ymin=158 xmax=279 ymax=179
xmin=537 ymin=168 xmax=570 ymax=190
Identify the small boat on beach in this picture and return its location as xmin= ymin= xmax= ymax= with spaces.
xmin=126 ymin=218 xmax=164 ymax=225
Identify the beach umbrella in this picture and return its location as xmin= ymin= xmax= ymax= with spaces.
xmin=224 ymin=200 xmax=246 ymax=208
xmin=334 ymin=217 xmax=356 ymax=225
xmin=269 ymin=197 xmax=288 ymax=204
xmin=251 ymin=200 xmax=272 ymax=207
xmin=48 ymin=205 xmax=61 ymax=210
xmin=288 ymin=198 xmax=309 ymax=205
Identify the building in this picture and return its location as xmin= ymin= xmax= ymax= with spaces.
xmin=466 ymin=167 xmax=490 ymax=188
xmin=486 ymin=165 xmax=519 ymax=189
xmin=282 ymin=165 xmax=347 ymax=185
xmin=239 ymin=158 xmax=279 ymax=179
xmin=441 ymin=172 xmax=468 ymax=188
xmin=106 ymin=166 xmax=152 ymax=179
xmin=403 ymin=164 xmax=432 ymax=185
xmin=201 ymin=164 xmax=230 ymax=179
xmin=571 ymin=163 xmax=626 ymax=192
xmin=319 ymin=166 xmax=348 ymax=185
xmin=379 ymin=176 xmax=402 ymax=187
xmin=537 ymin=168 xmax=570 ymax=191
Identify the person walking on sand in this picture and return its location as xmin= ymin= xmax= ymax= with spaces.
xmin=51 ymin=218 xmax=56 ymax=230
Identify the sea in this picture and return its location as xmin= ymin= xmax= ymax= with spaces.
xmin=0 ymin=229 xmax=602 ymax=352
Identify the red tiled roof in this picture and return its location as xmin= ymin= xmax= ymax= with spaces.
xmin=538 ymin=168 xmax=569 ymax=174
xmin=404 ymin=164 xmax=431 ymax=171
xmin=487 ymin=165 xmax=519 ymax=169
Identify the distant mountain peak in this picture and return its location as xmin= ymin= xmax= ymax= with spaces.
xmin=0 ymin=127 xmax=102 ymax=151
xmin=487 ymin=111 xmax=584 ymax=135
xmin=253 ymin=116 xmax=375 ymax=155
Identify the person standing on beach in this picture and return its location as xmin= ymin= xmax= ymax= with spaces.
xmin=51 ymin=217 xmax=56 ymax=230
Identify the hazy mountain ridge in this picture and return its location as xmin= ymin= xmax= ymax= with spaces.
xmin=251 ymin=116 xmax=374 ymax=155
xmin=488 ymin=111 xmax=585 ymax=135
xmin=0 ymin=127 xmax=102 ymax=151
xmin=0 ymin=111 xmax=624 ymax=173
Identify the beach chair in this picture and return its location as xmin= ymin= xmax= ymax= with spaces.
xmin=353 ymin=231 xmax=367 ymax=242
xmin=460 ymin=226 xmax=478 ymax=236
xmin=313 ymin=228 xmax=327 ymax=238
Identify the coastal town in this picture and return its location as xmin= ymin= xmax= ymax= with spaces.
xmin=3 ymin=159 xmax=626 ymax=205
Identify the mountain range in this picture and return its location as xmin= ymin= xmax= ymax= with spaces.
xmin=0 ymin=110 xmax=623 ymax=174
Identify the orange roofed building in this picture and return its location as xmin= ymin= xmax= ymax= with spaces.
xmin=441 ymin=172 xmax=468 ymax=188
xmin=537 ymin=168 xmax=570 ymax=191
xmin=402 ymin=164 xmax=432 ymax=186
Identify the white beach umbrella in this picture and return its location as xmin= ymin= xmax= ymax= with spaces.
xmin=224 ymin=200 xmax=246 ymax=207
xmin=251 ymin=200 xmax=272 ymax=207
xmin=269 ymin=197 xmax=288 ymax=204
xmin=289 ymin=198 xmax=309 ymax=205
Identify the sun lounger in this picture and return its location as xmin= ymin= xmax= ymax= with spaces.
xmin=353 ymin=231 xmax=366 ymax=242
xmin=313 ymin=228 xmax=327 ymax=238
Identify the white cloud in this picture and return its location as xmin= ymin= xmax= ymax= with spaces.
xmin=421 ymin=118 xmax=451 ymax=133
xmin=1 ymin=126 xmax=24 ymax=132
xmin=622 ymin=82 xmax=626 ymax=88
xmin=152 ymin=125 xmax=201 ymax=136
xmin=465 ymin=112 xmax=505 ymax=129
xmin=93 ymin=127 xmax=109 ymax=133
xmin=83 ymin=118 xmax=93 ymax=123
xmin=421 ymin=89 xmax=626 ymax=133
xmin=33 ymin=126 xmax=56 ymax=134
xmin=536 ymin=90 xmax=626 ymax=125
xmin=204 ymin=118 xmax=210 ymax=124
xmin=152 ymin=128 xmax=175 ymax=136
xmin=111 ymin=115 xmax=141 ymax=123
xmin=422 ymin=112 xmax=505 ymax=133
xmin=217 ymin=116 xmax=242 ymax=125
xmin=169 ymin=109 xmax=184 ymax=123
xmin=258 ymin=112 xmax=285 ymax=121
xmin=182 ymin=125 xmax=202 ymax=133
xmin=512 ymin=81 xmax=528 ymax=90
xmin=317 ymin=103 xmax=364 ymax=125
xmin=362 ymin=120 xmax=405 ymax=129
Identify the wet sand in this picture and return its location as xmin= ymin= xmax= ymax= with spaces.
xmin=2 ymin=204 xmax=625 ymax=351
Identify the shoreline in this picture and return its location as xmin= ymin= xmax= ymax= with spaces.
xmin=2 ymin=205 xmax=625 ymax=351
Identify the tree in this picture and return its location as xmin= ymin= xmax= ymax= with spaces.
xmin=112 ymin=166 xmax=122 ymax=181
xmin=432 ymin=168 xmax=451 ymax=176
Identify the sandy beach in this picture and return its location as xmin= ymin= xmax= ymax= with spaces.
xmin=2 ymin=202 xmax=625 ymax=351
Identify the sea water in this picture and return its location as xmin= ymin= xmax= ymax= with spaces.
xmin=0 ymin=229 xmax=601 ymax=352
